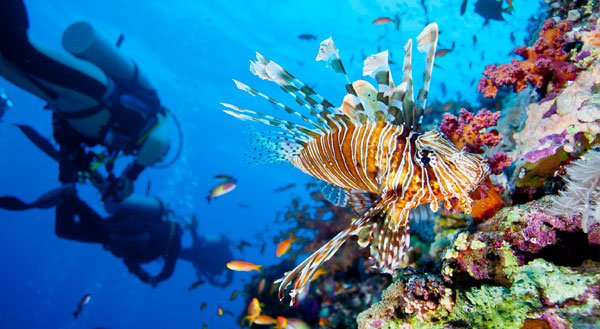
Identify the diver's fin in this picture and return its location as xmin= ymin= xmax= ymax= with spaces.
xmin=0 ymin=196 xmax=33 ymax=210
xmin=0 ymin=185 xmax=76 ymax=210
xmin=12 ymin=124 xmax=59 ymax=162
xmin=316 ymin=180 xmax=348 ymax=207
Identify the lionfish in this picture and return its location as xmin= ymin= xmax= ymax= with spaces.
xmin=221 ymin=23 xmax=490 ymax=304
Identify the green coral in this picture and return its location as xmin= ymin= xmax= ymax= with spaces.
xmin=359 ymin=253 xmax=600 ymax=329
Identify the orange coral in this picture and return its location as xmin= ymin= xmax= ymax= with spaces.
xmin=478 ymin=19 xmax=581 ymax=98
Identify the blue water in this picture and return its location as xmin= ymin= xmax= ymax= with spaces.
xmin=0 ymin=1 xmax=543 ymax=328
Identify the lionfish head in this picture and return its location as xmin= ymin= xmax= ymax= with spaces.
xmin=414 ymin=130 xmax=490 ymax=206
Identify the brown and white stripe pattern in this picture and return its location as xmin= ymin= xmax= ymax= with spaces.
xmin=222 ymin=23 xmax=490 ymax=305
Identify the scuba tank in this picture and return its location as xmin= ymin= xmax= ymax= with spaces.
xmin=61 ymin=22 xmax=163 ymax=151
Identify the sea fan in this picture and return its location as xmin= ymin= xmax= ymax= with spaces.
xmin=550 ymin=150 xmax=600 ymax=233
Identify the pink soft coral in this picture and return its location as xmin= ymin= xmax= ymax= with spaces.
xmin=440 ymin=108 xmax=511 ymax=221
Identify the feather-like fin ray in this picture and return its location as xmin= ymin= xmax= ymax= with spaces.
xmin=415 ymin=23 xmax=439 ymax=130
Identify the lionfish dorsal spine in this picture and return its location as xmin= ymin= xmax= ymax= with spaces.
xmin=415 ymin=22 xmax=439 ymax=128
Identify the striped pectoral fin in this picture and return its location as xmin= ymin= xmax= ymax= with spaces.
xmin=275 ymin=204 xmax=380 ymax=305
xmin=316 ymin=180 xmax=349 ymax=207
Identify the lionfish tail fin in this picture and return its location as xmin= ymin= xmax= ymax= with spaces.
xmin=415 ymin=23 xmax=439 ymax=129
xmin=276 ymin=206 xmax=377 ymax=305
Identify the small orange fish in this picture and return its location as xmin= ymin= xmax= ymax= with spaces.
xmin=202 ymin=323 xmax=207 ymax=329
xmin=257 ymin=278 xmax=266 ymax=294
xmin=227 ymin=260 xmax=262 ymax=272
xmin=275 ymin=234 xmax=298 ymax=257
xmin=200 ymin=302 xmax=207 ymax=310
xmin=372 ymin=17 xmax=393 ymax=25
xmin=229 ymin=290 xmax=238 ymax=301
xmin=206 ymin=182 xmax=236 ymax=203
xmin=435 ymin=48 xmax=452 ymax=58
xmin=274 ymin=316 xmax=288 ymax=329
xmin=319 ymin=316 xmax=332 ymax=327
xmin=243 ymin=298 xmax=261 ymax=326
xmin=254 ymin=315 xmax=277 ymax=325
xmin=217 ymin=307 xmax=224 ymax=316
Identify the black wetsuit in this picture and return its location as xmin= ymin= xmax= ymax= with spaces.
xmin=0 ymin=0 xmax=163 ymax=186
xmin=56 ymin=194 xmax=182 ymax=285
xmin=0 ymin=0 xmax=107 ymax=184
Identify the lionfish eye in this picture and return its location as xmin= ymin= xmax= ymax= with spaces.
xmin=418 ymin=148 xmax=434 ymax=166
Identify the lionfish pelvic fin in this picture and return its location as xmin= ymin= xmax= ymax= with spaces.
xmin=356 ymin=197 xmax=412 ymax=273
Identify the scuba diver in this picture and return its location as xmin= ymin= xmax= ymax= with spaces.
xmin=179 ymin=217 xmax=234 ymax=288
xmin=0 ymin=0 xmax=177 ymax=205
xmin=52 ymin=185 xmax=182 ymax=287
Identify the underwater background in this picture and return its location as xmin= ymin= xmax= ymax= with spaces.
xmin=1 ymin=0 xmax=599 ymax=328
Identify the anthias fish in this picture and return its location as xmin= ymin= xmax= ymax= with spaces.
xmin=226 ymin=260 xmax=262 ymax=272
xmin=73 ymin=293 xmax=91 ymax=319
xmin=222 ymin=23 xmax=489 ymax=304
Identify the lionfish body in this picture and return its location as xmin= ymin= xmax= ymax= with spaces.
xmin=222 ymin=23 xmax=489 ymax=303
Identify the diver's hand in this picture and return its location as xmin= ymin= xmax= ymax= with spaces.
xmin=102 ymin=176 xmax=133 ymax=202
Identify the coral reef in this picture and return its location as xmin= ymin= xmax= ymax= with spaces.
xmin=357 ymin=198 xmax=600 ymax=329
xmin=509 ymin=62 xmax=600 ymax=201
xmin=550 ymin=150 xmax=600 ymax=233
xmin=477 ymin=19 xmax=581 ymax=99
xmin=238 ymin=184 xmax=391 ymax=329
xmin=439 ymin=108 xmax=511 ymax=220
